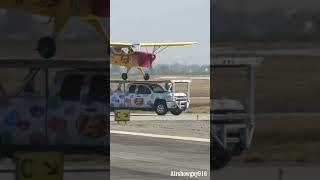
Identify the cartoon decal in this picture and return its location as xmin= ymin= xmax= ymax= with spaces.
xmin=4 ymin=110 xmax=20 ymax=128
xmin=147 ymin=100 xmax=154 ymax=107
xmin=125 ymin=98 xmax=131 ymax=106
xmin=111 ymin=84 xmax=171 ymax=108
xmin=76 ymin=114 xmax=106 ymax=138
xmin=134 ymin=97 xmax=144 ymax=106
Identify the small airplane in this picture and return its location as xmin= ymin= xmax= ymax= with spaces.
xmin=1 ymin=0 xmax=109 ymax=58
xmin=110 ymin=42 xmax=197 ymax=80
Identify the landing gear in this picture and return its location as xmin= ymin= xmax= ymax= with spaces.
xmin=144 ymin=73 xmax=150 ymax=80
xmin=37 ymin=36 xmax=56 ymax=59
xmin=121 ymin=73 xmax=128 ymax=80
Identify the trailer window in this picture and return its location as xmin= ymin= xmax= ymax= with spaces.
xmin=149 ymin=84 xmax=165 ymax=93
xmin=88 ymin=75 xmax=107 ymax=102
xmin=137 ymin=85 xmax=151 ymax=94
xmin=128 ymin=85 xmax=136 ymax=93
xmin=60 ymin=74 xmax=84 ymax=101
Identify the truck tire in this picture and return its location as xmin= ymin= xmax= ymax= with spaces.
xmin=170 ymin=108 xmax=183 ymax=115
xmin=154 ymin=101 xmax=168 ymax=115
xmin=211 ymin=135 xmax=231 ymax=170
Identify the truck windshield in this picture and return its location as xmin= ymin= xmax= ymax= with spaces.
xmin=148 ymin=84 xmax=165 ymax=93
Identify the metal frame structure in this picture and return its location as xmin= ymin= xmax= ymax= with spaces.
xmin=212 ymin=57 xmax=263 ymax=149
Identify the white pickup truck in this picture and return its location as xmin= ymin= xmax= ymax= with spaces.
xmin=110 ymin=80 xmax=191 ymax=115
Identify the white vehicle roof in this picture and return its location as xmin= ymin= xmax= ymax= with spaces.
xmin=211 ymin=97 xmax=245 ymax=111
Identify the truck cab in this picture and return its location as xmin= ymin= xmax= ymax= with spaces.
xmin=0 ymin=65 xmax=108 ymax=152
xmin=110 ymin=80 xmax=191 ymax=115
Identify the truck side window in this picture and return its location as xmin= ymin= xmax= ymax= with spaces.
xmin=88 ymin=75 xmax=107 ymax=102
xmin=137 ymin=85 xmax=151 ymax=94
xmin=60 ymin=74 xmax=84 ymax=101
xmin=128 ymin=85 xmax=136 ymax=94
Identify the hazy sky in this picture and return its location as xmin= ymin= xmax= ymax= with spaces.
xmin=110 ymin=0 xmax=210 ymax=65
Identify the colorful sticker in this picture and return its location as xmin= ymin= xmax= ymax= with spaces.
xmin=76 ymin=115 xmax=106 ymax=138
xmin=4 ymin=110 xmax=19 ymax=128
xmin=134 ymin=97 xmax=144 ymax=106
xmin=125 ymin=98 xmax=131 ymax=105
xmin=147 ymin=100 xmax=154 ymax=107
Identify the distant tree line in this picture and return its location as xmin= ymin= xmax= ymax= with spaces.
xmin=111 ymin=63 xmax=210 ymax=75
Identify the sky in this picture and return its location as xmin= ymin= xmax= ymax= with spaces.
xmin=110 ymin=0 xmax=210 ymax=65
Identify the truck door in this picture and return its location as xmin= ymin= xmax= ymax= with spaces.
xmin=134 ymin=85 xmax=152 ymax=108
xmin=2 ymin=70 xmax=46 ymax=145
xmin=47 ymin=73 xmax=85 ymax=145
xmin=126 ymin=84 xmax=137 ymax=108
xmin=76 ymin=74 xmax=108 ymax=145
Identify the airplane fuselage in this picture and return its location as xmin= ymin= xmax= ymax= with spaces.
xmin=111 ymin=50 xmax=156 ymax=69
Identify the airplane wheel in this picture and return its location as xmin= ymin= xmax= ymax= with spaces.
xmin=122 ymin=73 xmax=128 ymax=80
xmin=38 ymin=36 xmax=56 ymax=59
xmin=144 ymin=73 xmax=150 ymax=80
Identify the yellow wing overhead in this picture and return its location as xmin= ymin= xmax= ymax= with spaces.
xmin=139 ymin=42 xmax=197 ymax=47
xmin=110 ymin=42 xmax=133 ymax=47
xmin=111 ymin=42 xmax=197 ymax=47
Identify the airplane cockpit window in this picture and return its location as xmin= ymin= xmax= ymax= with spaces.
xmin=113 ymin=47 xmax=126 ymax=55
xmin=60 ymin=74 xmax=84 ymax=101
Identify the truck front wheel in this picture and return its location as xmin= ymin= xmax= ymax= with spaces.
xmin=154 ymin=101 xmax=168 ymax=115
xmin=170 ymin=108 xmax=183 ymax=115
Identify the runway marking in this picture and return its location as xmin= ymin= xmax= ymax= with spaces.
xmin=111 ymin=130 xmax=210 ymax=142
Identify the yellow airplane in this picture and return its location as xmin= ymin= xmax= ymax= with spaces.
xmin=1 ymin=0 xmax=109 ymax=58
xmin=110 ymin=42 xmax=197 ymax=80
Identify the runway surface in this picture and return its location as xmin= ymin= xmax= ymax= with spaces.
xmin=0 ymin=162 xmax=109 ymax=180
xmin=110 ymin=113 xmax=210 ymax=121
xmin=212 ymin=164 xmax=320 ymax=180
xmin=111 ymin=133 xmax=210 ymax=180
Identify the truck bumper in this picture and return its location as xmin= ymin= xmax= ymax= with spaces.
xmin=167 ymin=101 xmax=189 ymax=110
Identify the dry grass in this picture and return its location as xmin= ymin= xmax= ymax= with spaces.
xmin=236 ymin=116 xmax=320 ymax=163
